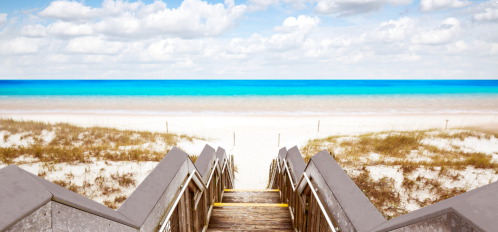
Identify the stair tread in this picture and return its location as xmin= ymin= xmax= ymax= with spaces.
xmin=207 ymin=189 xmax=292 ymax=230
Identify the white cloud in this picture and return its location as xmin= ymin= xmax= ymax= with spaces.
xmin=39 ymin=1 xmax=99 ymax=21
xmin=38 ymin=0 xmax=141 ymax=21
xmin=266 ymin=33 xmax=304 ymax=51
xmin=392 ymin=52 xmax=420 ymax=62
xmin=224 ymin=15 xmax=321 ymax=54
xmin=229 ymin=33 xmax=266 ymax=54
xmin=20 ymin=24 xmax=47 ymax=37
xmin=247 ymin=0 xmax=411 ymax=15
xmin=0 ymin=13 xmax=7 ymax=28
xmin=0 ymin=37 xmax=46 ymax=55
xmin=65 ymin=36 xmax=126 ymax=54
xmin=48 ymin=21 xmax=94 ymax=37
xmin=247 ymin=0 xmax=309 ymax=11
xmin=46 ymin=54 xmax=71 ymax=63
xmin=299 ymin=16 xmax=467 ymax=63
xmin=136 ymin=1 xmax=168 ymax=16
xmin=418 ymin=0 xmax=472 ymax=13
xmin=266 ymin=15 xmax=320 ymax=51
xmin=1 ymin=0 xmax=498 ymax=79
xmin=314 ymin=0 xmax=411 ymax=17
xmin=274 ymin=15 xmax=321 ymax=33
xmin=171 ymin=59 xmax=199 ymax=69
xmin=372 ymin=17 xmax=418 ymax=42
xmin=225 ymin=0 xmax=236 ymax=9
xmin=140 ymin=38 xmax=210 ymax=61
xmin=365 ymin=17 xmax=462 ymax=45
xmin=471 ymin=40 xmax=498 ymax=55
xmin=82 ymin=54 xmax=111 ymax=63
xmin=471 ymin=0 xmax=498 ymax=22
xmin=94 ymin=0 xmax=246 ymax=38
xmin=38 ymin=0 xmax=246 ymax=39
xmin=412 ymin=18 xmax=461 ymax=44
xmin=247 ymin=0 xmax=280 ymax=11
xmin=445 ymin=40 xmax=469 ymax=53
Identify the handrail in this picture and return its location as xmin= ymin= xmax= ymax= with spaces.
xmin=269 ymin=159 xmax=277 ymax=188
xmin=159 ymin=170 xmax=197 ymax=232
xmin=273 ymin=158 xmax=337 ymax=232
xmin=303 ymin=172 xmax=337 ymax=232
xmin=159 ymin=158 xmax=221 ymax=232
xmin=284 ymin=160 xmax=296 ymax=191
xmin=221 ymin=159 xmax=227 ymax=174
xmin=221 ymin=157 xmax=235 ymax=188
xmin=221 ymin=157 xmax=229 ymax=174
xmin=269 ymin=158 xmax=284 ymax=189
xmin=206 ymin=159 xmax=219 ymax=186
xmin=193 ymin=171 xmax=208 ymax=190
xmin=269 ymin=158 xmax=280 ymax=189
xmin=150 ymin=148 xmax=236 ymax=232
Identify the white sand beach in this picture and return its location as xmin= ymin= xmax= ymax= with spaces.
xmin=2 ymin=113 xmax=497 ymax=190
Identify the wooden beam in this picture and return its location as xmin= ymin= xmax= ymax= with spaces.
xmin=194 ymin=190 xmax=203 ymax=210
xmin=179 ymin=191 xmax=187 ymax=232
xmin=193 ymin=193 xmax=200 ymax=232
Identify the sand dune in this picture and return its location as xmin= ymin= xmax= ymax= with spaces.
xmin=2 ymin=113 xmax=496 ymax=189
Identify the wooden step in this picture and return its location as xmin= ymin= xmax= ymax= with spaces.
xmin=222 ymin=191 xmax=281 ymax=204
xmin=207 ymin=189 xmax=292 ymax=231
xmin=224 ymin=189 xmax=279 ymax=192
xmin=207 ymin=206 xmax=293 ymax=231
xmin=214 ymin=203 xmax=287 ymax=207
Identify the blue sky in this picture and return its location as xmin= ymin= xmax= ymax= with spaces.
xmin=0 ymin=0 xmax=497 ymax=79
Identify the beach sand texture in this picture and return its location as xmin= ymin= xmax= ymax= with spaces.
xmin=2 ymin=113 xmax=497 ymax=189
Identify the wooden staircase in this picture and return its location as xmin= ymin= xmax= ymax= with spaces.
xmin=207 ymin=189 xmax=294 ymax=231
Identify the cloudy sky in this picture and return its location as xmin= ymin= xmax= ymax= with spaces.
xmin=0 ymin=0 xmax=497 ymax=79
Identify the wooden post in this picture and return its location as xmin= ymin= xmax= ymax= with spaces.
xmin=445 ymin=120 xmax=449 ymax=129
xmin=203 ymin=191 xmax=208 ymax=226
xmin=185 ymin=189 xmax=192 ymax=231
xmin=193 ymin=190 xmax=200 ymax=232
xmin=221 ymin=166 xmax=225 ymax=192
xmin=278 ymin=133 xmax=280 ymax=147
xmin=179 ymin=191 xmax=187 ymax=232
xmin=233 ymin=132 xmax=235 ymax=146
xmin=231 ymin=155 xmax=234 ymax=188
xmin=318 ymin=120 xmax=320 ymax=132
xmin=269 ymin=163 xmax=272 ymax=187
xmin=166 ymin=121 xmax=168 ymax=133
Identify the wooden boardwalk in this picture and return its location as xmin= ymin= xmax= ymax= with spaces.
xmin=207 ymin=189 xmax=294 ymax=231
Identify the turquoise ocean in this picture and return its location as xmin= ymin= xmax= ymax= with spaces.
xmin=1 ymin=80 xmax=498 ymax=115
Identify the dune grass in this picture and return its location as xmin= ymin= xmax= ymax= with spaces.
xmin=303 ymin=129 xmax=498 ymax=170
xmin=301 ymin=128 xmax=498 ymax=219
xmin=351 ymin=168 xmax=401 ymax=218
xmin=0 ymin=118 xmax=202 ymax=165
xmin=0 ymin=118 xmax=205 ymax=209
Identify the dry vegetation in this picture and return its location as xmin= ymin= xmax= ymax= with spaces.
xmin=301 ymin=128 xmax=498 ymax=219
xmin=0 ymin=118 xmax=203 ymax=165
xmin=51 ymin=169 xmax=140 ymax=209
xmin=0 ymin=118 xmax=204 ymax=209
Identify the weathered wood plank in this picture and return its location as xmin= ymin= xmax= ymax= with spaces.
xmin=179 ymin=191 xmax=187 ymax=232
xmin=206 ymin=189 xmax=293 ymax=231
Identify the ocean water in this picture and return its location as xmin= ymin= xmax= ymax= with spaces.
xmin=1 ymin=80 xmax=498 ymax=115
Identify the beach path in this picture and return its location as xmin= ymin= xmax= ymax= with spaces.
xmin=207 ymin=189 xmax=293 ymax=231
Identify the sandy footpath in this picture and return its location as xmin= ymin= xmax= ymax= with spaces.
xmin=1 ymin=113 xmax=497 ymax=189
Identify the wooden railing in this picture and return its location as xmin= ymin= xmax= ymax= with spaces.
xmin=269 ymin=157 xmax=340 ymax=232
xmin=158 ymin=154 xmax=235 ymax=232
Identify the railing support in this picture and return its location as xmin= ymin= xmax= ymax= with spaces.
xmin=159 ymin=170 xmax=197 ymax=232
xmin=269 ymin=157 xmax=338 ymax=232
xmin=159 ymin=153 xmax=234 ymax=232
